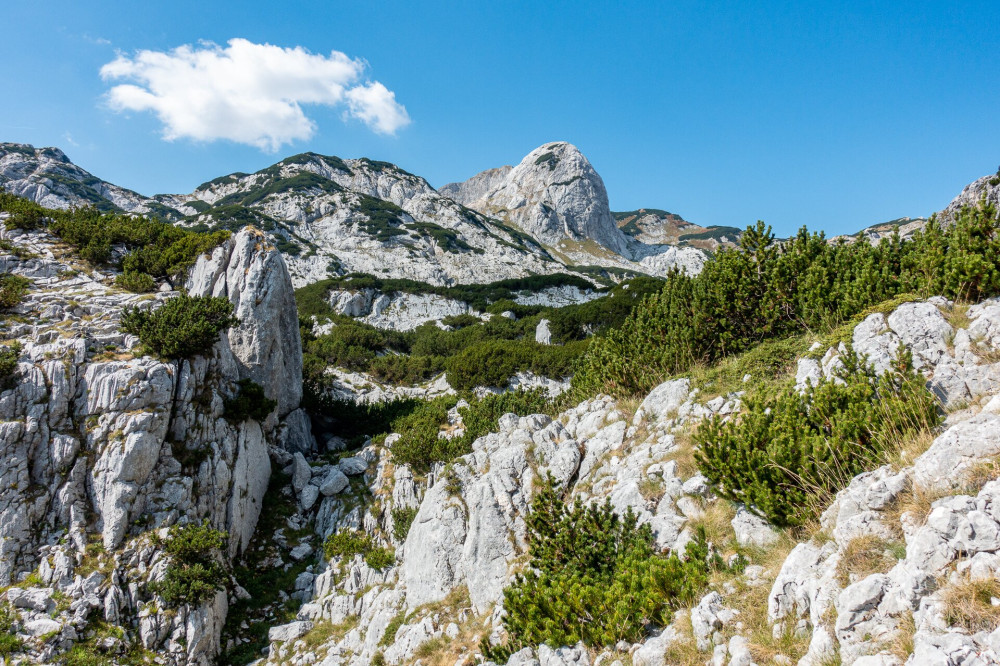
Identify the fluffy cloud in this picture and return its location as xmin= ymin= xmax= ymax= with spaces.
xmin=100 ymin=39 xmax=410 ymax=151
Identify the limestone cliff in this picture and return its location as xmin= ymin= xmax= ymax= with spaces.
xmin=441 ymin=142 xmax=706 ymax=276
xmin=0 ymin=222 xmax=309 ymax=664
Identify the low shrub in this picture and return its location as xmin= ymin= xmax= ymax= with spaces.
xmin=224 ymin=379 xmax=277 ymax=422
xmin=323 ymin=529 xmax=395 ymax=570
xmin=114 ymin=271 xmax=156 ymax=293
xmin=391 ymin=507 xmax=417 ymax=542
xmin=574 ymin=202 xmax=1000 ymax=398
xmin=0 ymin=238 xmax=37 ymax=259
xmin=0 ymin=192 xmax=229 ymax=280
xmin=386 ymin=396 xmax=462 ymax=471
xmin=0 ymin=342 xmax=21 ymax=389
xmin=443 ymin=339 xmax=584 ymax=391
xmin=943 ymin=578 xmax=1000 ymax=632
xmin=149 ymin=522 xmax=228 ymax=606
xmin=0 ymin=273 xmax=29 ymax=308
xmin=386 ymin=389 xmax=553 ymax=472
xmin=120 ymin=294 xmax=239 ymax=359
xmin=459 ymin=388 xmax=551 ymax=444
xmin=0 ymin=602 xmax=22 ymax=656
xmin=484 ymin=482 xmax=722 ymax=660
xmin=695 ymin=348 xmax=940 ymax=528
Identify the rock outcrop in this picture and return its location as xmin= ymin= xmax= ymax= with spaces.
xmin=442 ymin=142 xmax=630 ymax=255
xmin=241 ymin=295 xmax=1000 ymax=666
xmin=0 ymin=221 xmax=308 ymax=664
xmin=441 ymin=142 xmax=707 ymax=276
xmin=938 ymin=170 xmax=1000 ymax=226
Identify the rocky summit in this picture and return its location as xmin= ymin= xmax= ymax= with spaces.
xmin=2 ymin=148 xmax=1000 ymax=666
xmin=0 ymin=142 xmax=706 ymax=285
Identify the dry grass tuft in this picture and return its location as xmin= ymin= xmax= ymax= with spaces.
xmin=689 ymin=500 xmax=737 ymax=553
xmin=943 ymin=304 xmax=973 ymax=334
xmin=942 ymin=578 xmax=1000 ymax=632
xmin=617 ymin=394 xmax=643 ymax=422
xmin=835 ymin=535 xmax=904 ymax=587
xmin=884 ymin=428 xmax=937 ymax=472
xmin=301 ymin=617 xmax=358 ymax=652
xmin=971 ymin=338 xmax=1000 ymax=364
xmin=886 ymin=610 xmax=915 ymax=662
xmin=638 ymin=477 xmax=666 ymax=503
xmin=666 ymin=429 xmax=701 ymax=480
xmin=962 ymin=458 xmax=1000 ymax=493
xmin=882 ymin=483 xmax=950 ymax=536
xmin=403 ymin=586 xmax=495 ymax=666
xmin=702 ymin=524 xmax=806 ymax=664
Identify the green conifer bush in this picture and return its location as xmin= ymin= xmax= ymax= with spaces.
xmin=695 ymin=348 xmax=940 ymax=527
xmin=0 ymin=193 xmax=230 ymax=288
xmin=223 ymin=379 xmax=278 ymax=423
xmin=0 ymin=342 xmax=22 ymax=390
xmin=0 ymin=273 xmax=29 ymax=308
xmin=574 ymin=202 xmax=1000 ymax=398
xmin=120 ymin=294 xmax=239 ymax=359
xmin=484 ymin=482 xmax=722 ymax=660
xmin=149 ymin=522 xmax=228 ymax=606
xmin=323 ymin=529 xmax=395 ymax=570
xmin=387 ymin=389 xmax=553 ymax=472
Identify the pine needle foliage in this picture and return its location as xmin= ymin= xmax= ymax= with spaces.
xmin=0 ymin=273 xmax=29 ymax=309
xmin=223 ymin=379 xmax=277 ymax=423
xmin=695 ymin=348 xmax=940 ymax=528
xmin=149 ymin=522 xmax=228 ymax=606
xmin=120 ymin=294 xmax=239 ymax=359
xmin=575 ymin=202 xmax=1000 ymax=397
xmin=323 ymin=529 xmax=395 ymax=570
xmin=0 ymin=342 xmax=21 ymax=389
xmin=484 ymin=482 xmax=723 ymax=660
xmin=388 ymin=389 xmax=551 ymax=472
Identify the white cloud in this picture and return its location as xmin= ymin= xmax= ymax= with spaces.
xmin=100 ymin=39 xmax=411 ymax=151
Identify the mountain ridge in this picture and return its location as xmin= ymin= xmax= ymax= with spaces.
xmin=0 ymin=142 xmax=707 ymax=286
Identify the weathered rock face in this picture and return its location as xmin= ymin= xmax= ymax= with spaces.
xmin=441 ymin=142 xmax=707 ymax=276
xmin=938 ymin=170 xmax=1000 ymax=226
xmin=0 ymin=143 xmax=153 ymax=213
xmin=327 ymin=288 xmax=473 ymax=331
xmin=442 ymin=142 xmax=629 ymax=254
xmin=187 ymin=228 xmax=303 ymax=417
xmin=0 ymin=223 xmax=307 ymax=664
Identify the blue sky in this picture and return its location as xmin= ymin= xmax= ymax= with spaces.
xmin=3 ymin=0 xmax=999 ymax=236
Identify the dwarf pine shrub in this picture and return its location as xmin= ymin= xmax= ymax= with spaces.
xmin=0 ymin=342 xmax=22 ymax=390
xmin=695 ymin=348 xmax=940 ymax=528
xmin=574 ymin=202 xmax=1000 ymax=397
xmin=391 ymin=507 xmax=417 ymax=542
xmin=114 ymin=271 xmax=156 ymax=293
xmin=387 ymin=389 xmax=552 ymax=472
xmin=149 ymin=522 xmax=228 ymax=606
xmin=484 ymin=482 xmax=722 ymax=660
xmin=120 ymin=294 xmax=239 ymax=359
xmin=323 ymin=529 xmax=394 ymax=570
xmin=223 ymin=379 xmax=277 ymax=423
xmin=0 ymin=192 xmax=229 ymax=288
xmin=0 ymin=273 xmax=29 ymax=308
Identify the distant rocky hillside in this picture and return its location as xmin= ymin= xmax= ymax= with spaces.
xmin=0 ymin=143 xmax=155 ymax=213
xmin=829 ymin=216 xmax=929 ymax=245
xmin=614 ymin=208 xmax=742 ymax=250
xmin=938 ymin=167 xmax=1000 ymax=225
xmin=0 ymin=142 xmax=706 ymax=286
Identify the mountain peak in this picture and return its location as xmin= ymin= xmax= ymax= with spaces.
xmin=441 ymin=141 xmax=630 ymax=255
